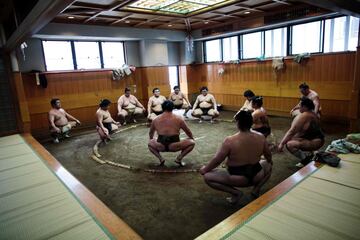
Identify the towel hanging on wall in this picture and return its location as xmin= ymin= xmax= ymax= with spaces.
xmin=272 ymin=57 xmax=285 ymax=71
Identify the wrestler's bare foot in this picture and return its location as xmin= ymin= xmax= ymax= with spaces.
xmin=198 ymin=119 xmax=202 ymax=123
xmin=53 ymin=138 xmax=59 ymax=144
xmin=158 ymin=159 xmax=165 ymax=166
xmin=175 ymin=158 xmax=186 ymax=167
xmin=226 ymin=191 xmax=243 ymax=205
xmin=251 ymin=190 xmax=260 ymax=199
xmin=210 ymin=119 xmax=214 ymax=124
xmin=133 ymin=119 xmax=137 ymax=123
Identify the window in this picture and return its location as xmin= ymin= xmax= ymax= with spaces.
xmin=222 ymin=36 xmax=238 ymax=61
xmin=168 ymin=66 xmax=179 ymax=91
xmin=205 ymin=39 xmax=221 ymax=62
xmin=265 ymin=27 xmax=287 ymax=58
xmin=291 ymin=21 xmax=322 ymax=54
xmin=324 ymin=16 xmax=359 ymax=52
xmin=42 ymin=41 xmax=74 ymax=71
xmin=349 ymin=17 xmax=360 ymax=51
xmin=74 ymin=41 xmax=101 ymax=69
xmin=102 ymin=42 xmax=126 ymax=68
xmin=242 ymin=32 xmax=263 ymax=59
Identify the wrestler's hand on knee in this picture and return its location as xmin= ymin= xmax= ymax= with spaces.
xmin=199 ymin=166 xmax=207 ymax=175
xmin=277 ymin=143 xmax=284 ymax=152
xmin=54 ymin=127 xmax=61 ymax=133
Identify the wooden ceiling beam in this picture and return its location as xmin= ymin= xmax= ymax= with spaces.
xmin=151 ymin=22 xmax=186 ymax=29
xmin=110 ymin=14 xmax=133 ymax=25
xmin=133 ymin=16 xmax=163 ymax=27
xmin=84 ymin=0 xmax=136 ymax=23
xmin=234 ymin=4 xmax=264 ymax=12
xmin=272 ymin=0 xmax=292 ymax=5
xmin=62 ymin=9 xmax=98 ymax=15
xmin=187 ymin=17 xmax=223 ymax=24
xmin=190 ymin=0 xmax=247 ymax=17
xmin=211 ymin=12 xmax=243 ymax=19
xmin=119 ymin=8 xmax=186 ymax=18
xmin=5 ymin=0 xmax=75 ymax=52
xmin=291 ymin=0 xmax=360 ymax=17
xmin=66 ymin=2 xmax=104 ymax=11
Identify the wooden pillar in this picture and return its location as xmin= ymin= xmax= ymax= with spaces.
xmin=348 ymin=24 xmax=360 ymax=132
xmin=179 ymin=65 xmax=189 ymax=99
xmin=12 ymin=72 xmax=31 ymax=133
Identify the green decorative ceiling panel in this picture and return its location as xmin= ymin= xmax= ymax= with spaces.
xmin=126 ymin=0 xmax=233 ymax=15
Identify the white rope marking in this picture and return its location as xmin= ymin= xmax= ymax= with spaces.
xmin=194 ymin=136 xmax=206 ymax=141
xmin=90 ymin=120 xmax=231 ymax=172
xmin=91 ymin=154 xmax=106 ymax=164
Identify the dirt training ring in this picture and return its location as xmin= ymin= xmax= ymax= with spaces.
xmin=90 ymin=119 xmax=276 ymax=173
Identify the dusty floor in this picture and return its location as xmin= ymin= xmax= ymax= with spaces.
xmin=43 ymin=111 xmax=346 ymax=240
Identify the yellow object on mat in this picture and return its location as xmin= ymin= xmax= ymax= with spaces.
xmin=0 ymin=135 xmax=112 ymax=240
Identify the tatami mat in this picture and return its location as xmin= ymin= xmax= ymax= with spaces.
xmin=223 ymin=154 xmax=360 ymax=240
xmin=0 ymin=134 xmax=24 ymax=147
xmin=0 ymin=134 xmax=113 ymax=240
xmin=0 ymin=143 xmax=33 ymax=160
xmin=312 ymin=161 xmax=360 ymax=190
xmin=337 ymin=153 xmax=360 ymax=164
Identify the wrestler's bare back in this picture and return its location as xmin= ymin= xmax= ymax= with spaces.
xmin=292 ymin=111 xmax=320 ymax=138
xmin=222 ymin=131 xmax=269 ymax=166
xmin=152 ymin=113 xmax=188 ymax=136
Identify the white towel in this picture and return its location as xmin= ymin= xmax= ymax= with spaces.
xmin=272 ymin=57 xmax=284 ymax=70
xmin=35 ymin=73 xmax=40 ymax=85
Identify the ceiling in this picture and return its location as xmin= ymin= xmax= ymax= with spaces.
xmin=54 ymin=0 xmax=322 ymax=31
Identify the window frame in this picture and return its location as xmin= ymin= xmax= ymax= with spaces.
xmin=221 ymin=35 xmax=239 ymax=62
xmin=100 ymin=41 xmax=127 ymax=69
xmin=42 ymin=40 xmax=76 ymax=71
xmin=72 ymin=40 xmax=103 ymax=70
xmin=203 ymin=38 xmax=223 ymax=63
xmin=202 ymin=15 xmax=358 ymax=63
xmin=241 ymin=31 xmax=264 ymax=60
xmin=264 ymin=27 xmax=288 ymax=58
xmin=323 ymin=16 xmax=359 ymax=53
xmin=289 ymin=20 xmax=324 ymax=55
xmin=41 ymin=39 xmax=127 ymax=72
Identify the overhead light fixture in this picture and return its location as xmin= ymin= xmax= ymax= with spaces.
xmin=244 ymin=11 xmax=250 ymax=14
xmin=204 ymin=21 xmax=209 ymax=24
xmin=67 ymin=16 xmax=75 ymax=19
xmin=168 ymin=24 xmax=172 ymax=27
xmin=125 ymin=20 xmax=130 ymax=23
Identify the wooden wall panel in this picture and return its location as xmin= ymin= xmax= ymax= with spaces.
xmin=19 ymin=52 xmax=356 ymax=137
xmin=182 ymin=52 xmax=356 ymax=119
xmin=20 ymin=67 xmax=171 ymax=136
xmin=139 ymin=66 xmax=171 ymax=98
